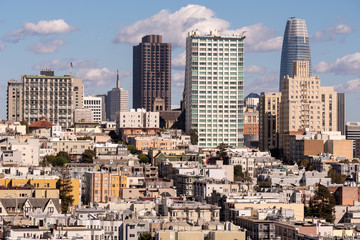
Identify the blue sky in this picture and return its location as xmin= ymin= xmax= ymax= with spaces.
xmin=0 ymin=0 xmax=359 ymax=121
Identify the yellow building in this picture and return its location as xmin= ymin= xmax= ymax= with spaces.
xmin=0 ymin=178 xmax=80 ymax=206
xmin=85 ymin=171 xmax=127 ymax=203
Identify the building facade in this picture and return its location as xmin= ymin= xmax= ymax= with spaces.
xmin=280 ymin=61 xmax=338 ymax=151
xmin=337 ymin=93 xmax=345 ymax=135
xmin=84 ymin=96 xmax=103 ymax=122
xmin=279 ymin=17 xmax=311 ymax=91
xmin=183 ymin=30 xmax=245 ymax=147
xmin=116 ymin=108 xmax=159 ymax=129
xmin=259 ymin=92 xmax=282 ymax=151
xmin=7 ymin=80 xmax=23 ymax=122
xmin=133 ymin=35 xmax=171 ymax=111
xmin=346 ymin=122 xmax=360 ymax=158
xmin=21 ymin=70 xmax=84 ymax=128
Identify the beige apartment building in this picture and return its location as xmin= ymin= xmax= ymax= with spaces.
xmin=7 ymin=80 xmax=23 ymax=122
xmin=50 ymin=139 xmax=94 ymax=155
xmin=19 ymin=70 xmax=83 ymax=128
xmin=280 ymin=61 xmax=337 ymax=153
xmin=259 ymin=92 xmax=282 ymax=151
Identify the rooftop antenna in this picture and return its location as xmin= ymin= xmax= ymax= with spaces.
xmin=116 ymin=69 xmax=119 ymax=88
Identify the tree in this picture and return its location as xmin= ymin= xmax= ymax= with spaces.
xmin=44 ymin=155 xmax=69 ymax=167
xmin=190 ymin=129 xmax=198 ymax=145
xmin=217 ymin=143 xmax=229 ymax=161
xmin=77 ymin=136 xmax=92 ymax=140
xmin=138 ymin=154 xmax=151 ymax=164
xmin=57 ymin=167 xmax=74 ymax=213
xmin=339 ymin=159 xmax=350 ymax=163
xmin=128 ymin=145 xmax=137 ymax=154
xmin=109 ymin=130 xmax=119 ymax=142
xmin=352 ymin=159 xmax=359 ymax=163
xmin=234 ymin=165 xmax=243 ymax=179
xmin=305 ymin=184 xmax=335 ymax=223
xmin=138 ymin=233 xmax=151 ymax=240
xmin=56 ymin=151 xmax=71 ymax=162
xmin=258 ymin=180 xmax=272 ymax=188
xmin=82 ymin=149 xmax=96 ymax=163
xmin=328 ymin=168 xmax=347 ymax=184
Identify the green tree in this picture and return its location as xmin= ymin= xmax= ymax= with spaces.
xmin=258 ymin=180 xmax=272 ymax=188
xmin=109 ymin=130 xmax=119 ymax=142
xmin=339 ymin=159 xmax=350 ymax=163
xmin=217 ymin=143 xmax=229 ymax=161
xmin=352 ymin=159 xmax=359 ymax=163
xmin=190 ymin=129 xmax=198 ymax=145
xmin=138 ymin=154 xmax=151 ymax=164
xmin=128 ymin=145 xmax=137 ymax=154
xmin=82 ymin=149 xmax=96 ymax=163
xmin=138 ymin=233 xmax=151 ymax=240
xmin=328 ymin=168 xmax=347 ymax=184
xmin=56 ymin=151 xmax=71 ymax=162
xmin=44 ymin=155 xmax=69 ymax=167
xmin=305 ymin=184 xmax=335 ymax=223
xmin=77 ymin=136 xmax=92 ymax=140
xmin=57 ymin=167 xmax=74 ymax=213
xmin=234 ymin=165 xmax=243 ymax=179
xmin=299 ymin=159 xmax=309 ymax=168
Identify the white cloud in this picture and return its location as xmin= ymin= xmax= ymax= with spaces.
xmin=0 ymin=44 xmax=5 ymax=51
xmin=114 ymin=4 xmax=281 ymax=52
xmin=173 ymin=51 xmax=186 ymax=69
xmin=32 ymin=59 xmax=97 ymax=71
xmin=311 ymin=23 xmax=353 ymax=42
xmin=335 ymin=79 xmax=360 ymax=93
xmin=245 ymin=71 xmax=279 ymax=94
xmin=245 ymin=65 xmax=267 ymax=74
xmin=314 ymin=52 xmax=360 ymax=75
xmin=2 ymin=19 xmax=76 ymax=43
xmin=27 ymin=38 xmax=66 ymax=54
xmin=77 ymin=68 xmax=130 ymax=88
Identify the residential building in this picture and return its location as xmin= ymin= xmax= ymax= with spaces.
xmin=84 ymin=96 xmax=103 ymax=122
xmin=133 ymin=35 xmax=171 ymax=111
xmin=259 ymin=92 xmax=281 ymax=151
xmin=116 ymin=108 xmax=159 ymax=130
xmin=280 ymin=17 xmax=311 ymax=91
xmin=243 ymin=111 xmax=259 ymax=148
xmin=73 ymin=108 xmax=93 ymax=123
xmin=7 ymin=80 xmax=23 ymax=122
xmin=183 ymin=30 xmax=245 ymax=147
xmin=22 ymin=70 xmax=84 ymax=128
xmin=280 ymin=61 xmax=338 ymax=155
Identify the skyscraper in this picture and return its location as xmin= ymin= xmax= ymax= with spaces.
xmin=7 ymin=80 xmax=23 ymax=122
xmin=279 ymin=17 xmax=311 ymax=91
xmin=105 ymin=71 xmax=128 ymax=121
xmin=133 ymin=35 xmax=171 ymax=111
xmin=183 ymin=30 xmax=245 ymax=147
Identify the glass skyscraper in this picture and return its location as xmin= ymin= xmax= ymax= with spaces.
xmin=279 ymin=17 xmax=311 ymax=91
xmin=184 ymin=30 xmax=245 ymax=147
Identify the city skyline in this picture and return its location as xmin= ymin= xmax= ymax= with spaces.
xmin=0 ymin=0 xmax=359 ymax=121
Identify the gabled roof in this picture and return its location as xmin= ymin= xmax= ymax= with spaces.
xmin=29 ymin=119 xmax=55 ymax=128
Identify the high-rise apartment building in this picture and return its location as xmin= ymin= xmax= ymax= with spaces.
xmin=84 ymin=96 xmax=103 ymax=122
xmin=183 ymin=30 xmax=245 ymax=147
xmin=133 ymin=35 xmax=171 ymax=111
xmin=20 ymin=70 xmax=83 ymax=128
xmin=7 ymin=80 xmax=23 ymax=122
xmin=280 ymin=61 xmax=338 ymax=155
xmin=105 ymin=72 xmax=129 ymax=121
xmin=259 ymin=92 xmax=282 ymax=151
xmin=279 ymin=17 xmax=311 ymax=91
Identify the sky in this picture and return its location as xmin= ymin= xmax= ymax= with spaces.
xmin=0 ymin=0 xmax=359 ymax=121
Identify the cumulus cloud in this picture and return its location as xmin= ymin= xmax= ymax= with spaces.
xmin=0 ymin=44 xmax=5 ymax=51
xmin=335 ymin=79 xmax=360 ymax=93
xmin=32 ymin=59 xmax=97 ymax=71
xmin=173 ymin=51 xmax=186 ymax=69
xmin=311 ymin=23 xmax=353 ymax=42
xmin=2 ymin=19 xmax=76 ymax=43
xmin=245 ymin=65 xmax=267 ymax=74
xmin=113 ymin=4 xmax=281 ymax=52
xmin=245 ymin=71 xmax=279 ymax=94
xmin=313 ymin=52 xmax=360 ymax=75
xmin=27 ymin=38 xmax=66 ymax=54
xmin=77 ymin=68 xmax=130 ymax=88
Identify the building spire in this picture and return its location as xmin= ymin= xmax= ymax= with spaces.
xmin=116 ymin=69 xmax=119 ymax=89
